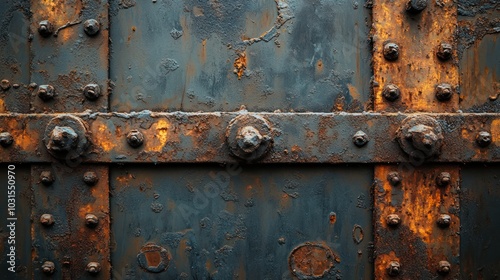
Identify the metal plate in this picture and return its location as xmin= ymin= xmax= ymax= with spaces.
xmin=110 ymin=164 xmax=373 ymax=279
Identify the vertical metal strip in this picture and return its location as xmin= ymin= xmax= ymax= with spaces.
xmin=29 ymin=0 xmax=109 ymax=113
xmin=31 ymin=164 xmax=110 ymax=279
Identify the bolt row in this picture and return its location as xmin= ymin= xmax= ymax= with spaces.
xmin=41 ymin=260 xmax=101 ymax=275
xmin=0 ymin=81 xmax=100 ymax=101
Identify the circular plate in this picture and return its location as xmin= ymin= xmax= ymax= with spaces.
xmin=396 ymin=115 xmax=443 ymax=159
xmin=137 ymin=243 xmax=171 ymax=273
xmin=288 ymin=243 xmax=335 ymax=279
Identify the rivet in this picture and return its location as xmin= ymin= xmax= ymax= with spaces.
xmin=437 ymin=260 xmax=451 ymax=275
xmin=437 ymin=43 xmax=453 ymax=61
xmin=436 ymin=172 xmax=451 ymax=187
xmin=406 ymin=0 xmax=427 ymax=13
xmin=83 ymin=19 xmax=100 ymax=36
xmin=40 ymin=171 xmax=55 ymax=186
xmin=41 ymin=261 xmax=55 ymax=275
xmin=126 ymin=130 xmax=144 ymax=148
xmin=387 ymin=172 xmax=401 ymax=186
xmin=1 ymin=79 xmax=11 ymax=90
xmin=12 ymin=83 xmax=20 ymax=89
xmin=383 ymin=42 xmax=399 ymax=61
xmin=435 ymin=83 xmax=453 ymax=101
xmin=46 ymin=126 xmax=78 ymax=155
xmin=382 ymin=84 xmax=401 ymax=101
xmin=476 ymin=131 xmax=492 ymax=147
xmin=37 ymin=85 xmax=55 ymax=101
xmin=437 ymin=214 xmax=451 ymax=228
xmin=86 ymin=262 xmax=101 ymax=274
xmin=38 ymin=20 xmax=53 ymax=37
xmin=85 ymin=214 xmax=99 ymax=227
xmin=0 ymin=132 xmax=14 ymax=147
xmin=40 ymin=214 xmax=55 ymax=226
xmin=387 ymin=261 xmax=401 ymax=277
xmin=83 ymin=171 xmax=99 ymax=186
xmin=83 ymin=83 xmax=100 ymax=100
xmin=352 ymin=130 xmax=369 ymax=147
xmin=386 ymin=214 xmax=401 ymax=227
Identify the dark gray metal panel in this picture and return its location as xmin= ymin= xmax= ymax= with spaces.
xmin=461 ymin=164 xmax=500 ymax=279
xmin=110 ymin=164 xmax=373 ymax=279
xmin=0 ymin=0 xmax=31 ymax=113
xmin=109 ymin=0 xmax=372 ymax=112
xmin=0 ymin=164 xmax=32 ymax=279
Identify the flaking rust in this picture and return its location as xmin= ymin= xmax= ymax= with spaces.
xmin=233 ymin=52 xmax=247 ymax=79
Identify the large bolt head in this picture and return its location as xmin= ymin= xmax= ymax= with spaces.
xmin=46 ymin=126 xmax=79 ymax=154
xmin=352 ymin=130 xmax=369 ymax=147
xmin=83 ymin=84 xmax=100 ymax=100
xmin=0 ymin=132 xmax=14 ymax=147
xmin=437 ymin=214 xmax=451 ymax=228
xmin=236 ymin=126 xmax=263 ymax=154
xmin=406 ymin=0 xmax=427 ymax=13
xmin=386 ymin=214 xmax=401 ymax=227
xmin=38 ymin=20 xmax=53 ymax=37
xmin=437 ymin=43 xmax=453 ymax=61
xmin=382 ymin=84 xmax=401 ymax=101
xmin=437 ymin=260 xmax=451 ymax=275
xmin=40 ymin=171 xmax=55 ymax=186
xmin=387 ymin=261 xmax=401 ymax=276
xmin=435 ymin=83 xmax=453 ymax=101
xmin=42 ymin=261 xmax=55 ymax=274
xmin=83 ymin=171 xmax=99 ymax=186
xmin=436 ymin=172 xmax=451 ymax=187
xmin=383 ymin=42 xmax=399 ymax=61
xmin=397 ymin=115 xmax=444 ymax=159
xmin=86 ymin=262 xmax=101 ymax=274
xmin=126 ymin=130 xmax=144 ymax=148
xmin=37 ymin=85 xmax=55 ymax=101
xmin=40 ymin=214 xmax=55 ymax=226
xmin=476 ymin=131 xmax=492 ymax=147
xmin=84 ymin=19 xmax=100 ymax=36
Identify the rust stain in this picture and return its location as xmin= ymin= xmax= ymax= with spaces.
xmin=315 ymin=59 xmax=324 ymax=75
xmin=329 ymin=212 xmax=336 ymax=224
xmin=0 ymin=99 xmax=5 ymax=113
xmin=146 ymin=119 xmax=170 ymax=152
xmin=200 ymin=39 xmax=207 ymax=64
xmin=193 ymin=6 xmax=204 ymax=17
xmin=491 ymin=119 xmax=500 ymax=146
xmin=375 ymin=251 xmax=399 ymax=278
xmin=233 ymin=52 xmax=247 ymax=79
xmin=93 ymin=123 xmax=117 ymax=152
xmin=289 ymin=243 xmax=335 ymax=278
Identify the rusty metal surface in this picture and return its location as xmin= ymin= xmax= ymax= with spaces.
xmin=0 ymin=112 xmax=499 ymax=163
xmin=31 ymin=164 xmax=110 ymax=279
xmin=109 ymin=0 xmax=372 ymax=112
xmin=374 ymin=165 xmax=460 ymax=279
xmin=110 ymin=164 xmax=373 ymax=279
xmin=461 ymin=164 xmax=500 ymax=279
xmin=30 ymin=0 xmax=109 ymax=113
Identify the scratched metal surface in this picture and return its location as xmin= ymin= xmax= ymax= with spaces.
xmin=109 ymin=0 xmax=372 ymax=112
xmin=110 ymin=164 xmax=373 ymax=279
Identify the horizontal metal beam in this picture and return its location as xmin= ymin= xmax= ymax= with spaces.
xmin=0 ymin=112 xmax=498 ymax=163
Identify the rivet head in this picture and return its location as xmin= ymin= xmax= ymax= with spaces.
xmin=83 ymin=171 xmax=99 ymax=186
xmin=387 ymin=172 xmax=401 ymax=186
xmin=435 ymin=83 xmax=453 ymax=101
xmin=83 ymin=84 xmax=100 ymax=100
xmin=0 ymin=132 xmax=14 ymax=147
xmin=46 ymin=126 xmax=79 ymax=155
xmin=382 ymin=84 xmax=401 ymax=101
xmin=436 ymin=172 xmax=451 ymax=187
xmin=40 ymin=214 xmax=55 ymax=226
xmin=387 ymin=261 xmax=401 ymax=277
xmin=37 ymin=85 xmax=55 ymax=101
xmin=83 ymin=19 xmax=100 ymax=36
xmin=85 ymin=214 xmax=99 ymax=227
xmin=476 ymin=131 xmax=492 ymax=147
xmin=40 ymin=171 xmax=55 ymax=186
xmin=383 ymin=42 xmax=399 ymax=61
xmin=41 ymin=261 xmax=55 ymax=275
xmin=437 ymin=43 xmax=453 ymax=61
xmin=352 ymin=130 xmax=369 ymax=147
xmin=86 ymin=262 xmax=101 ymax=274
xmin=38 ymin=20 xmax=53 ymax=37
xmin=437 ymin=214 xmax=451 ymax=228
xmin=386 ymin=214 xmax=401 ymax=227
xmin=1 ymin=79 xmax=11 ymax=90
xmin=126 ymin=130 xmax=144 ymax=148
xmin=437 ymin=260 xmax=451 ymax=275
xmin=406 ymin=0 xmax=427 ymax=13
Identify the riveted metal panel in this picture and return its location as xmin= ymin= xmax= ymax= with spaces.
xmin=110 ymin=164 xmax=373 ymax=279
xmin=109 ymin=0 xmax=372 ymax=112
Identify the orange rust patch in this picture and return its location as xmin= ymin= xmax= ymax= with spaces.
xmin=329 ymin=212 xmax=336 ymax=224
xmin=289 ymin=243 xmax=335 ymax=278
xmin=144 ymin=251 xmax=162 ymax=267
xmin=233 ymin=52 xmax=247 ymax=79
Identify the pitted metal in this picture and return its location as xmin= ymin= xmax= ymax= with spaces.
xmin=43 ymin=115 xmax=90 ymax=160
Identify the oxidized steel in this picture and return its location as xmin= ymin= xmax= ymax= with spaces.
xmin=137 ymin=243 xmax=171 ymax=273
xmin=43 ymin=115 xmax=90 ymax=160
xmin=288 ymin=243 xmax=335 ymax=279
xmin=397 ymin=115 xmax=444 ymax=158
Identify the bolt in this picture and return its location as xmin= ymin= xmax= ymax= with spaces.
xmin=236 ymin=126 xmax=263 ymax=154
xmin=387 ymin=172 xmax=401 ymax=186
xmin=41 ymin=261 xmax=55 ymax=275
xmin=85 ymin=213 xmax=99 ymax=227
xmin=437 ymin=260 xmax=451 ymax=275
xmin=83 ymin=84 xmax=100 ymax=100
xmin=435 ymin=83 xmax=453 ymax=101
xmin=406 ymin=0 xmax=427 ymax=13
xmin=37 ymin=85 xmax=55 ymax=101
xmin=38 ymin=20 xmax=53 ymax=37
xmin=436 ymin=172 xmax=451 ymax=187
xmin=383 ymin=42 xmax=399 ymax=61
xmin=387 ymin=261 xmax=401 ymax=277
xmin=83 ymin=171 xmax=99 ymax=186
xmin=0 ymin=132 xmax=14 ymax=147
xmin=1 ymin=79 xmax=11 ymax=90
xmin=476 ymin=131 xmax=492 ymax=147
xmin=386 ymin=214 xmax=401 ymax=227
xmin=40 ymin=214 xmax=55 ymax=226
xmin=86 ymin=262 xmax=101 ymax=274
xmin=84 ymin=19 xmax=100 ymax=36
xmin=437 ymin=214 xmax=451 ymax=228
xmin=437 ymin=43 xmax=453 ymax=61
xmin=382 ymin=84 xmax=401 ymax=101
xmin=46 ymin=126 xmax=78 ymax=155
xmin=126 ymin=130 xmax=144 ymax=148
xmin=13 ymin=83 xmax=20 ymax=89
xmin=40 ymin=171 xmax=55 ymax=186
xmin=352 ymin=130 xmax=369 ymax=147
